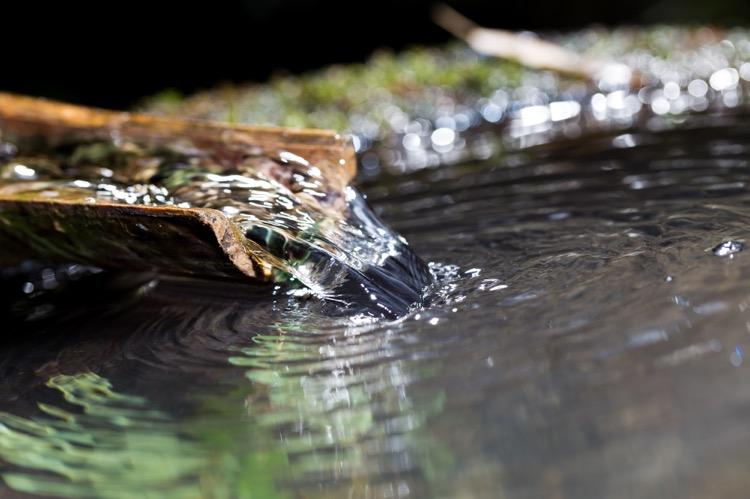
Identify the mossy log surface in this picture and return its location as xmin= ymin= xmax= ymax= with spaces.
xmin=0 ymin=93 xmax=357 ymax=280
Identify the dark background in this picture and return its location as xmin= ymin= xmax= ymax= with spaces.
xmin=3 ymin=0 xmax=749 ymax=109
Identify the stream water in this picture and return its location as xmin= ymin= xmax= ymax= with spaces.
xmin=3 ymin=105 xmax=750 ymax=498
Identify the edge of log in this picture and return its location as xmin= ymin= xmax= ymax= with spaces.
xmin=0 ymin=197 xmax=266 ymax=280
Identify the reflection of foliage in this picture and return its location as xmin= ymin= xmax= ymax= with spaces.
xmin=0 ymin=373 xmax=203 ymax=498
xmin=0 ymin=318 xmax=455 ymax=497
xmin=0 ymin=372 xmax=289 ymax=499
xmin=225 ymin=318 xmax=450 ymax=491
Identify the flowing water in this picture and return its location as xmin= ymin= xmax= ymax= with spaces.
xmin=3 ymin=105 xmax=750 ymax=497
xmin=0 ymin=134 xmax=431 ymax=319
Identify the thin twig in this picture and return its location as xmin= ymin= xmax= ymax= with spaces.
xmin=432 ymin=4 xmax=611 ymax=82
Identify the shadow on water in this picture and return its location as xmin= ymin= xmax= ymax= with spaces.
xmin=5 ymin=112 xmax=750 ymax=497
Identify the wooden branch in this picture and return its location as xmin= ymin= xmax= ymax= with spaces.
xmin=431 ymin=4 xmax=607 ymax=81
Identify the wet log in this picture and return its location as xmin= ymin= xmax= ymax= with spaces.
xmin=0 ymin=93 xmax=357 ymax=280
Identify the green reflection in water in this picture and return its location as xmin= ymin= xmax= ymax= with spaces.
xmin=0 ymin=319 xmax=452 ymax=497
xmin=0 ymin=372 xmax=289 ymax=499
xmin=224 ymin=318 xmax=451 ymax=495
xmin=0 ymin=373 xmax=205 ymax=498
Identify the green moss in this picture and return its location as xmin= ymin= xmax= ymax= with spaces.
xmin=141 ymin=43 xmax=529 ymax=133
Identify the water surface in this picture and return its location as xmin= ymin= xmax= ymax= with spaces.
xmin=3 ymin=111 xmax=750 ymax=498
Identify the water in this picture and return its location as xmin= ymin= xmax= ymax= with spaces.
xmin=0 ymin=135 xmax=431 ymax=318
xmin=4 ymin=107 xmax=750 ymax=497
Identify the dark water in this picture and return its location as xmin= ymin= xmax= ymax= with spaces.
xmin=4 ymin=111 xmax=750 ymax=498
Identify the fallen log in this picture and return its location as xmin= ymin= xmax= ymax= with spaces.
xmin=0 ymin=93 xmax=357 ymax=281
